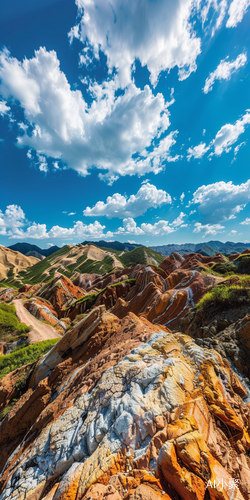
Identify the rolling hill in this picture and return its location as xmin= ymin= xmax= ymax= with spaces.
xmin=0 ymin=243 xmax=165 ymax=286
xmin=0 ymin=246 xmax=39 ymax=282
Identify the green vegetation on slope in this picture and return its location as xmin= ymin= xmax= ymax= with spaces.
xmin=3 ymin=246 xmax=71 ymax=286
xmin=67 ymin=278 xmax=136 ymax=313
xmin=119 ymin=246 xmax=164 ymax=268
xmin=233 ymin=254 xmax=250 ymax=274
xmin=210 ymin=262 xmax=238 ymax=275
xmin=196 ymin=275 xmax=250 ymax=310
xmin=0 ymin=339 xmax=59 ymax=381
xmin=46 ymin=245 xmax=71 ymax=261
xmin=0 ymin=303 xmax=30 ymax=342
xmin=0 ymin=244 xmax=165 ymax=288
xmin=77 ymin=255 xmax=114 ymax=274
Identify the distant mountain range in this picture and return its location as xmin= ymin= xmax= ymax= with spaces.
xmin=150 ymin=240 xmax=250 ymax=256
xmin=7 ymin=239 xmax=250 ymax=262
xmin=8 ymin=243 xmax=60 ymax=259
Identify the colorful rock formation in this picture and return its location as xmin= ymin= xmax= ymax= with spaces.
xmin=37 ymin=275 xmax=84 ymax=316
xmin=1 ymin=249 xmax=250 ymax=500
xmin=24 ymin=299 xmax=67 ymax=333
xmin=0 ymin=308 xmax=250 ymax=499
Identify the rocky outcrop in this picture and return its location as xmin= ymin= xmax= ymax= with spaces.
xmin=111 ymin=269 xmax=221 ymax=327
xmin=181 ymin=306 xmax=250 ymax=380
xmin=24 ymin=300 xmax=67 ymax=333
xmin=73 ymin=268 xmax=134 ymax=291
xmin=0 ymin=308 xmax=250 ymax=499
xmin=68 ymin=281 xmax=135 ymax=321
xmin=38 ymin=275 xmax=84 ymax=316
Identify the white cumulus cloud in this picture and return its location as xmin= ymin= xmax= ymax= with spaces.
xmin=0 ymin=204 xmax=114 ymax=240
xmin=117 ymin=217 xmax=177 ymax=236
xmin=226 ymin=0 xmax=250 ymax=27
xmin=83 ymin=183 xmax=171 ymax=219
xmin=187 ymin=142 xmax=210 ymax=160
xmin=171 ymin=212 xmax=187 ymax=227
xmin=191 ymin=179 xmax=250 ymax=223
xmin=0 ymin=47 xmax=178 ymax=182
xmin=193 ymin=222 xmax=225 ymax=236
xmin=70 ymin=0 xmax=203 ymax=88
xmin=180 ymin=192 xmax=185 ymax=203
xmin=0 ymin=99 xmax=11 ymax=117
xmin=240 ymin=217 xmax=250 ymax=225
xmin=203 ymin=53 xmax=247 ymax=93
xmin=188 ymin=110 xmax=250 ymax=159
xmin=0 ymin=205 xmax=26 ymax=235
xmin=213 ymin=111 xmax=250 ymax=155
xmin=9 ymin=220 xmax=114 ymax=240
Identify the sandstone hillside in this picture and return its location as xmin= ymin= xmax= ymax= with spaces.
xmin=0 ymin=246 xmax=39 ymax=281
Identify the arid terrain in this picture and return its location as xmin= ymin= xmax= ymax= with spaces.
xmin=0 ymin=243 xmax=250 ymax=500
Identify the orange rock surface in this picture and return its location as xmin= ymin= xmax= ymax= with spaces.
xmin=1 ymin=250 xmax=250 ymax=500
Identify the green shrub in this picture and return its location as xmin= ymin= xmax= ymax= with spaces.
xmin=196 ymin=278 xmax=250 ymax=310
xmin=0 ymin=303 xmax=30 ymax=341
xmin=211 ymin=262 xmax=237 ymax=275
xmin=0 ymin=404 xmax=14 ymax=421
xmin=233 ymin=254 xmax=250 ymax=274
xmin=0 ymin=338 xmax=59 ymax=381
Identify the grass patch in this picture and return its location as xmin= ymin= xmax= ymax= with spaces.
xmin=0 ymin=279 xmax=20 ymax=289
xmin=196 ymin=276 xmax=250 ymax=310
xmin=233 ymin=254 xmax=250 ymax=274
xmin=119 ymin=247 xmax=164 ymax=268
xmin=0 ymin=303 xmax=30 ymax=342
xmin=66 ymin=254 xmax=87 ymax=272
xmin=210 ymin=262 xmax=238 ymax=275
xmin=0 ymin=404 xmax=14 ymax=421
xmin=109 ymin=278 xmax=136 ymax=288
xmin=77 ymin=255 xmax=114 ymax=274
xmin=47 ymin=245 xmax=71 ymax=261
xmin=0 ymin=338 xmax=59 ymax=381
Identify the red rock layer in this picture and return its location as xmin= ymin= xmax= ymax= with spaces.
xmin=38 ymin=275 xmax=84 ymax=316
xmin=24 ymin=299 xmax=66 ymax=332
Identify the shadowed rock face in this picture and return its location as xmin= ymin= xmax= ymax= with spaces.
xmin=181 ymin=304 xmax=250 ymax=380
xmin=1 ymin=250 xmax=250 ymax=500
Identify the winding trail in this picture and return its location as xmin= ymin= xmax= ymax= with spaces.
xmin=14 ymin=299 xmax=61 ymax=344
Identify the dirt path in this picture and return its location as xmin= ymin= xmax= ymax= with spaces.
xmin=14 ymin=299 xmax=61 ymax=344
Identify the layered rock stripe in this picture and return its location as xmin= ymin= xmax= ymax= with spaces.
xmin=0 ymin=249 xmax=250 ymax=499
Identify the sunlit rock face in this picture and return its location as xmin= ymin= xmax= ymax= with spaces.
xmin=1 ymin=250 xmax=250 ymax=500
xmin=111 ymin=268 xmax=221 ymax=328
xmin=38 ymin=275 xmax=84 ymax=316
xmin=24 ymin=299 xmax=67 ymax=333
xmin=0 ymin=308 xmax=250 ymax=500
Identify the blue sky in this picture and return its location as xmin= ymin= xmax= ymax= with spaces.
xmin=0 ymin=0 xmax=250 ymax=248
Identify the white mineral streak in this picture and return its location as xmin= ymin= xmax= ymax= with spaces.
xmin=0 ymin=331 xmax=229 ymax=500
xmin=29 ymin=302 xmax=66 ymax=331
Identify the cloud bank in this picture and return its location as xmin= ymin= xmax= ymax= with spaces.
xmin=0 ymin=47 xmax=179 ymax=182
xmin=191 ymin=179 xmax=250 ymax=223
xmin=83 ymin=183 xmax=171 ymax=218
